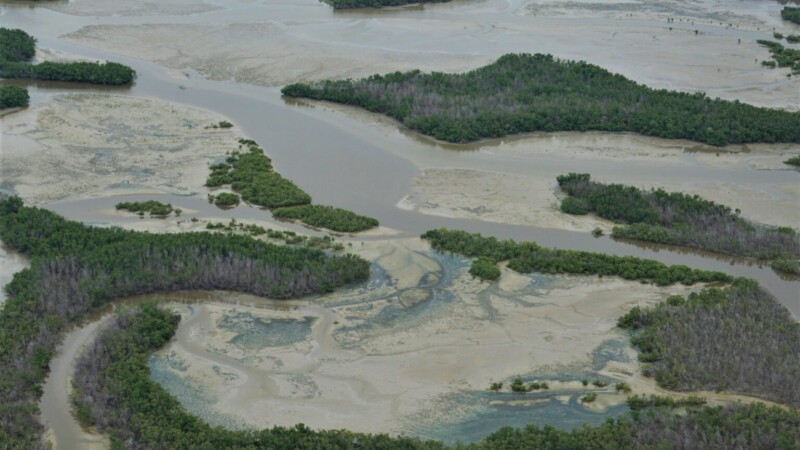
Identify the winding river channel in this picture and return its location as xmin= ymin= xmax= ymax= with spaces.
xmin=1 ymin=1 xmax=799 ymax=448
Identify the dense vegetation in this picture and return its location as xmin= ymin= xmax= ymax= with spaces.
xmin=625 ymin=394 xmax=706 ymax=410
xmin=209 ymin=192 xmax=240 ymax=207
xmin=272 ymin=205 xmax=379 ymax=233
xmin=772 ymin=257 xmax=800 ymax=275
xmin=421 ymin=228 xmax=732 ymax=285
xmin=0 ymin=197 xmax=370 ymax=449
xmin=785 ymin=155 xmax=800 ymax=166
xmin=557 ymin=173 xmax=800 ymax=260
xmin=0 ymin=28 xmax=136 ymax=85
xmin=757 ymin=39 xmax=800 ymax=74
xmin=618 ymin=278 xmax=800 ymax=407
xmin=72 ymin=302 xmax=800 ymax=450
xmin=115 ymin=200 xmax=176 ymax=217
xmin=281 ymin=53 xmax=800 ymax=146
xmin=206 ymin=140 xmax=311 ymax=208
xmin=0 ymin=85 xmax=29 ymax=109
xmin=206 ymin=139 xmax=379 ymax=232
xmin=782 ymin=6 xmax=800 ymax=24
xmin=326 ymin=0 xmax=449 ymax=9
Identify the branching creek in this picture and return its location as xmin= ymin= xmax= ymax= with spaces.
xmin=0 ymin=1 xmax=798 ymax=449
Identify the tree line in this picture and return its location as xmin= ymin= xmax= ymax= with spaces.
xmin=281 ymin=53 xmax=800 ymax=146
xmin=421 ymin=228 xmax=732 ymax=286
xmin=618 ymin=278 xmax=800 ymax=408
xmin=556 ymin=173 xmax=800 ymax=263
xmin=70 ymin=301 xmax=800 ymax=449
xmin=0 ymin=197 xmax=370 ymax=449
xmin=0 ymin=28 xmax=136 ymax=85
xmin=206 ymin=139 xmax=379 ymax=232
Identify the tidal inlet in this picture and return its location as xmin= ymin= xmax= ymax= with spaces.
xmin=0 ymin=1 xmax=798 ymax=449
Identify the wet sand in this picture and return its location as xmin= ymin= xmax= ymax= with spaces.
xmin=51 ymin=0 xmax=799 ymax=110
xmin=143 ymin=239 xmax=778 ymax=439
xmin=0 ymin=93 xmax=243 ymax=204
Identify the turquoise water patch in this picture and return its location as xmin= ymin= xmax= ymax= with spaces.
xmin=410 ymin=390 xmax=628 ymax=445
xmin=149 ymin=354 xmax=243 ymax=430
xmin=218 ymin=311 xmax=314 ymax=350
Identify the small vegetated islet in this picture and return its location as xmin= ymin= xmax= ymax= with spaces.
xmin=756 ymin=39 xmax=800 ymax=74
xmin=556 ymin=173 xmax=800 ymax=261
xmin=282 ymin=53 xmax=800 ymax=146
xmin=272 ymin=205 xmax=379 ymax=233
xmin=115 ymin=200 xmax=175 ymax=217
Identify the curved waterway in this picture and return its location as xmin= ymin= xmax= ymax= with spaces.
xmin=1 ymin=3 xmax=796 ymax=314
xmin=1 ymin=2 xmax=798 ymax=449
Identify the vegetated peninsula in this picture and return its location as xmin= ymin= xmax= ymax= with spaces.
xmin=421 ymin=228 xmax=732 ymax=285
xmin=69 ymin=291 xmax=800 ymax=449
xmin=0 ymin=28 xmax=136 ymax=85
xmin=281 ymin=53 xmax=800 ymax=146
xmin=0 ymin=85 xmax=29 ymax=109
xmin=325 ymin=0 xmax=449 ymax=9
xmin=556 ymin=173 xmax=800 ymax=273
xmin=207 ymin=139 xmax=379 ymax=232
xmin=619 ymin=278 xmax=800 ymax=408
xmin=0 ymin=197 xmax=370 ymax=449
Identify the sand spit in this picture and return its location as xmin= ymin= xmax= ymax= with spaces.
xmin=399 ymin=157 xmax=799 ymax=233
xmin=148 ymin=239 xmax=709 ymax=437
xmin=397 ymin=168 xmax=616 ymax=233
xmin=43 ymin=0 xmax=222 ymax=17
xmin=0 ymin=94 xmax=242 ymax=205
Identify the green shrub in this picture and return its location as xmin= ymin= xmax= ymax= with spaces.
xmin=560 ymin=196 xmax=588 ymax=215
xmin=0 ymin=85 xmax=29 ymax=109
xmin=213 ymin=192 xmax=240 ymax=207
xmin=783 ymin=6 xmax=800 ymax=24
xmin=771 ymin=258 xmax=800 ymax=275
xmin=469 ymin=257 xmax=502 ymax=281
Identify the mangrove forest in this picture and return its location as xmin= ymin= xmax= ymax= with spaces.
xmin=281 ymin=53 xmax=800 ymax=146
xmin=556 ymin=173 xmax=800 ymax=263
xmin=0 ymin=196 xmax=370 ymax=449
